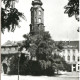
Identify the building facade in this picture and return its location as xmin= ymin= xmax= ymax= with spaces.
xmin=59 ymin=41 xmax=80 ymax=72
xmin=1 ymin=40 xmax=31 ymax=74
xmin=1 ymin=40 xmax=19 ymax=74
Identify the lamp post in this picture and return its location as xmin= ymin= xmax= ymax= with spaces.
xmin=18 ymin=52 xmax=21 ymax=80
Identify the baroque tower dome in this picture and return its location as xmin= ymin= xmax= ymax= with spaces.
xmin=32 ymin=0 xmax=43 ymax=6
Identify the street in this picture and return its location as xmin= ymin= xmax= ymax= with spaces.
xmin=1 ymin=72 xmax=80 ymax=80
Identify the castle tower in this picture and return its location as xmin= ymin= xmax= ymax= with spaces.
xmin=30 ymin=0 xmax=45 ymax=35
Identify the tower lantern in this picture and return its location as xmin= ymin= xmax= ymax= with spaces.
xmin=30 ymin=0 xmax=45 ymax=35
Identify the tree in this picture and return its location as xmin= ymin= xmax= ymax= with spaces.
xmin=9 ymin=31 xmax=70 ymax=75
xmin=51 ymin=53 xmax=71 ymax=74
xmin=22 ymin=32 xmax=65 ymax=61
xmin=64 ymin=0 xmax=79 ymax=32
xmin=1 ymin=0 xmax=26 ymax=33
xmin=64 ymin=0 xmax=79 ymax=21
xmin=22 ymin=32 xmax=55 ymax=60
xmin=8 ymin=53 xmax=28 ymax=75
xmin=55 ymin=41 xmax=64 ymax=51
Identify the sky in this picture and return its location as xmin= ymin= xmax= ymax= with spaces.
xmin=1 ymin=0 xmax=79 ymax=45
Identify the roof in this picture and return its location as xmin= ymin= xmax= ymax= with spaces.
xmin=1 ymin=40 xmax=24 ymax=54
xmin=64 ymin=41 xmax=79 ymax=50
xmin=55 ymin=41 xmax=79 ymax=50
xmin=2 ymin=40 xmax=18 ymax=47
xmin=64 ymin=41 xmax=79 ymax=47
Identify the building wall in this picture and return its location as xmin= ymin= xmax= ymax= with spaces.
xmin=60 ymin=48 xmax=80 ymax=72
xmin=1 ymin=46 xmax=32 ymax=74
xmin=1 ymin=46 xmax=19 ymax=74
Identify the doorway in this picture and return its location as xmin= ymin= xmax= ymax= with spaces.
xmin=73 ymin=64 xmax=76 ymax=71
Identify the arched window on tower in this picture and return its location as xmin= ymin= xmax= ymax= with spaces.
xmin=39 ymin=10 xmax=41 ymax=15
xmin=35 ymin=17 xmax=37 ymax=23
xmin=39 ymin=18 xmax=41 ymax=23
xmin=35 ymin=11 xmax=37 ymax=15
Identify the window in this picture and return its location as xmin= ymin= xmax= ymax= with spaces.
xmin=35 ymin=11 xmax=37 ymax=15
xmin=34 ymin=10 xmax=37 ymax=15
xmin=78 ymin=64 xmax=80 ymax=70
xmin=68 ymin=55 xmax=70 ymax=61
xmin=38 ymin=18 xmax=41 ymax=23
xmin=2 ymin=48 xmax=4 ymax=51
xmin=73 ymin=55 xmax=75 ymax=61
xmin=68 ymin=49 xmax=70 ymax=53
xmin=6 ymin=47 xmax=9 ymax=50
xmin=73 ymin=64 xmax=76 ymax=67
xmin=3 ymin=47 xmax=6 ymax=51
xmin=39 ymin=10 xmax=41 ymax=15
xmin=35 ymin=17 xmax=37 ymax=23
xmin=11 ymin=47 xmax=15 ymax=51
xmin=73 ymin=49 xmax=75 ymax=53
xmin=78 ymin=57 xmax=80 ymax=61
xmin=15 ymin=47 xmax=18 ymax=50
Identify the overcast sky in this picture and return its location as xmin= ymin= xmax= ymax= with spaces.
xmin=1 ymin=0 xmax=79 ymax=45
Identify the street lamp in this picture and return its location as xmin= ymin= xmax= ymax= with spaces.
xmin=18 ymin=52 xmax=21 ymax=80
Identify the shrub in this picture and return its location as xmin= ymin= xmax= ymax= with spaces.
xmin=8 ymin=53 xmax=28 ymax=75
xmin=38 ymin=60 xmax=55 ymax=76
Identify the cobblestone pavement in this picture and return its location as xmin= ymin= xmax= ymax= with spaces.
xmin=1 ymin=72 xmax=80 ymax=80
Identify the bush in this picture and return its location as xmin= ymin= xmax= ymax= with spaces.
xmin=8 ymin=53 xmax=28 ymax=75
xmin=8 ymin=55 xmax=55 ymax=76
xmin=50 ymin=54 xmax=71 ymax=73
xmin=38 ymin=60 xmax=55 ymax=76
xmin=63 ymin=62 xmax=71 ymax=72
